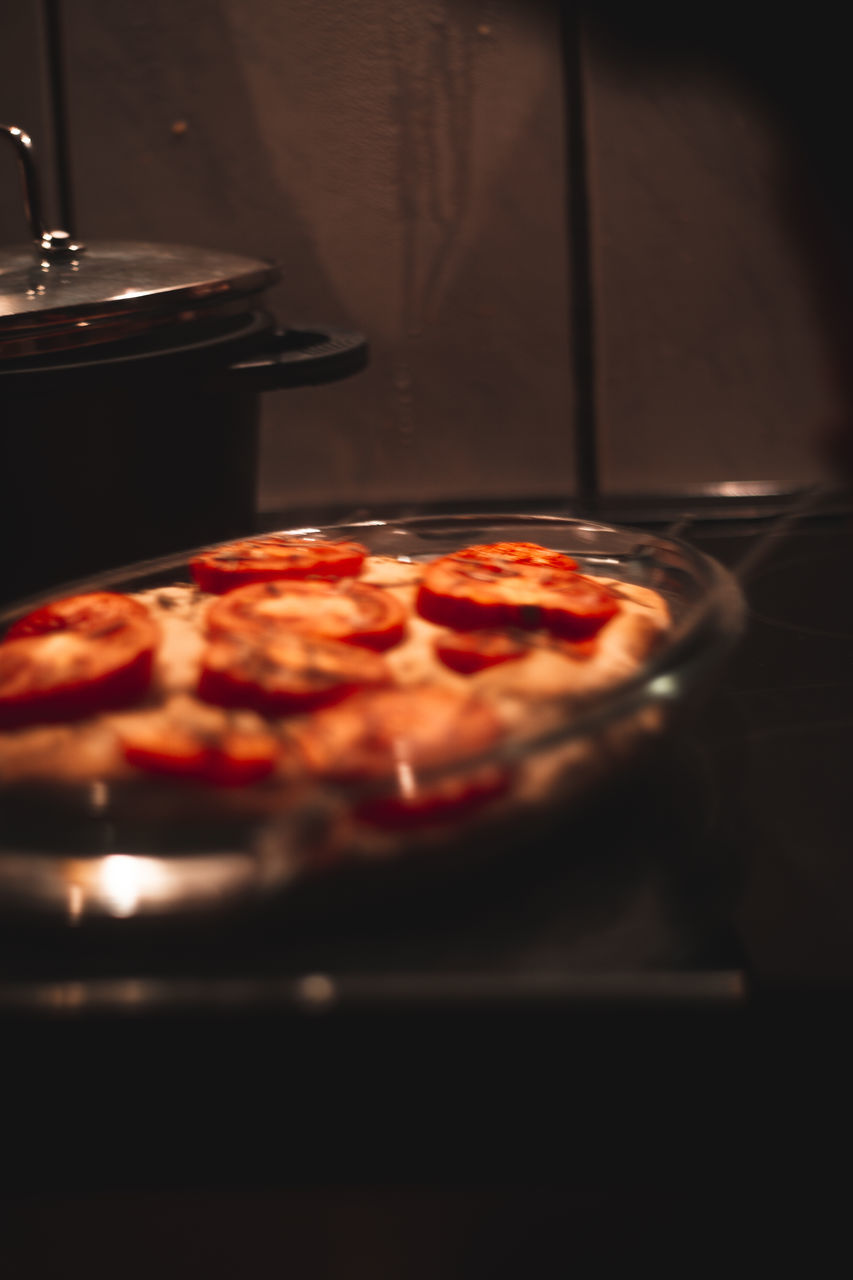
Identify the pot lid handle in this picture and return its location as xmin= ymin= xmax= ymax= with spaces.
xmin=1 ymin=123 xmax=85 ymax=258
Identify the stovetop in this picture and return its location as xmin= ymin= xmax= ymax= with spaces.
xmin=3 ymin=503 xmax=852 ymax=1197
xmin=690 ymin=512 xmax=853 ymax=988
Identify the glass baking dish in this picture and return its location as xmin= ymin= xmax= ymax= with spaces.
xmin=0 ymin=513 xmax=745 ymax=921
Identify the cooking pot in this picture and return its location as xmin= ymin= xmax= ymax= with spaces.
xmin=0 ymin=125 xmax=368 ymax=603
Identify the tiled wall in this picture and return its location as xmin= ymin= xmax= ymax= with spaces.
xmin=584 ymin=46 xmax=833 ymax=495
xmin=0 ymin=6 xmax=53 ymax=247
xmin=1 ymin=1 xmax=831 ymax=518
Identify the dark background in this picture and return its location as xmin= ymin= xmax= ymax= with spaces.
xmin=1 ymin=1 xmax=841 ymax=516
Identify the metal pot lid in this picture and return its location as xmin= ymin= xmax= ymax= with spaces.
xmin=0 ymin=240 xmax=281 ymax=343
xmin=1 ymin=124 xmax=280 ymax=356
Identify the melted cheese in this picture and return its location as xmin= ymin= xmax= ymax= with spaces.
xmin=0 ymin=559 xmax=670 ymax=791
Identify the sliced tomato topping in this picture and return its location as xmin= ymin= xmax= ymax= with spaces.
xmin=206 ymin=579 xmax=406 ymax=651
xmin=417 ymin=553 xmax=619 ymax=640
xmin=288 ymin=684 xmax=503 ymax=779
xmin=540 ymin=574 xmax=621 ymax=639
xmin=453 ymin=541 xmax=578 ymax=573
xmin=0 ymin=592 xmax=157 ymax=729
xmin=5 ymin=591 xmax=154 ymax=641
xmin=287 ymin=684 xmax=508 ymax=826
xmin=190 ymin=535 xmax=367 ymax=594
xmin=120 ymin=717 xmax=278 ymax=786
xmin=435 ymin=629 xmax=530 ymax=675
xmin=122 ymin=722 xmax=210 ymax=778
xmin=197 ymin=632 xmax=390 ymax=716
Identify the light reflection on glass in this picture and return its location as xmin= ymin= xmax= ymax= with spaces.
xmin=648 ymin=673 xmax=680 ymax=699
xmin=394 ymin=758 xmax=416 ymax=800
xmin=97 ymin=854 xmax=169 ymax=918
xmin=67 ymin=883 xmax=84 ymax=925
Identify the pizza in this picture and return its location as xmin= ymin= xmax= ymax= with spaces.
xmin=0 ymin=533 xmax=671 ymax=848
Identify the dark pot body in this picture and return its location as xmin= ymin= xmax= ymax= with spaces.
xmin=0 ymin=313 xmax=367 ymax=603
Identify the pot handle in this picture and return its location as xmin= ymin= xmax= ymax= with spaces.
xmin=225 ymin=326 xmax=368 ymax=391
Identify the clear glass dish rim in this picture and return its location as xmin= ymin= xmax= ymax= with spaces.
xmin=0 ymin=511 xmax=746 ymax=791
